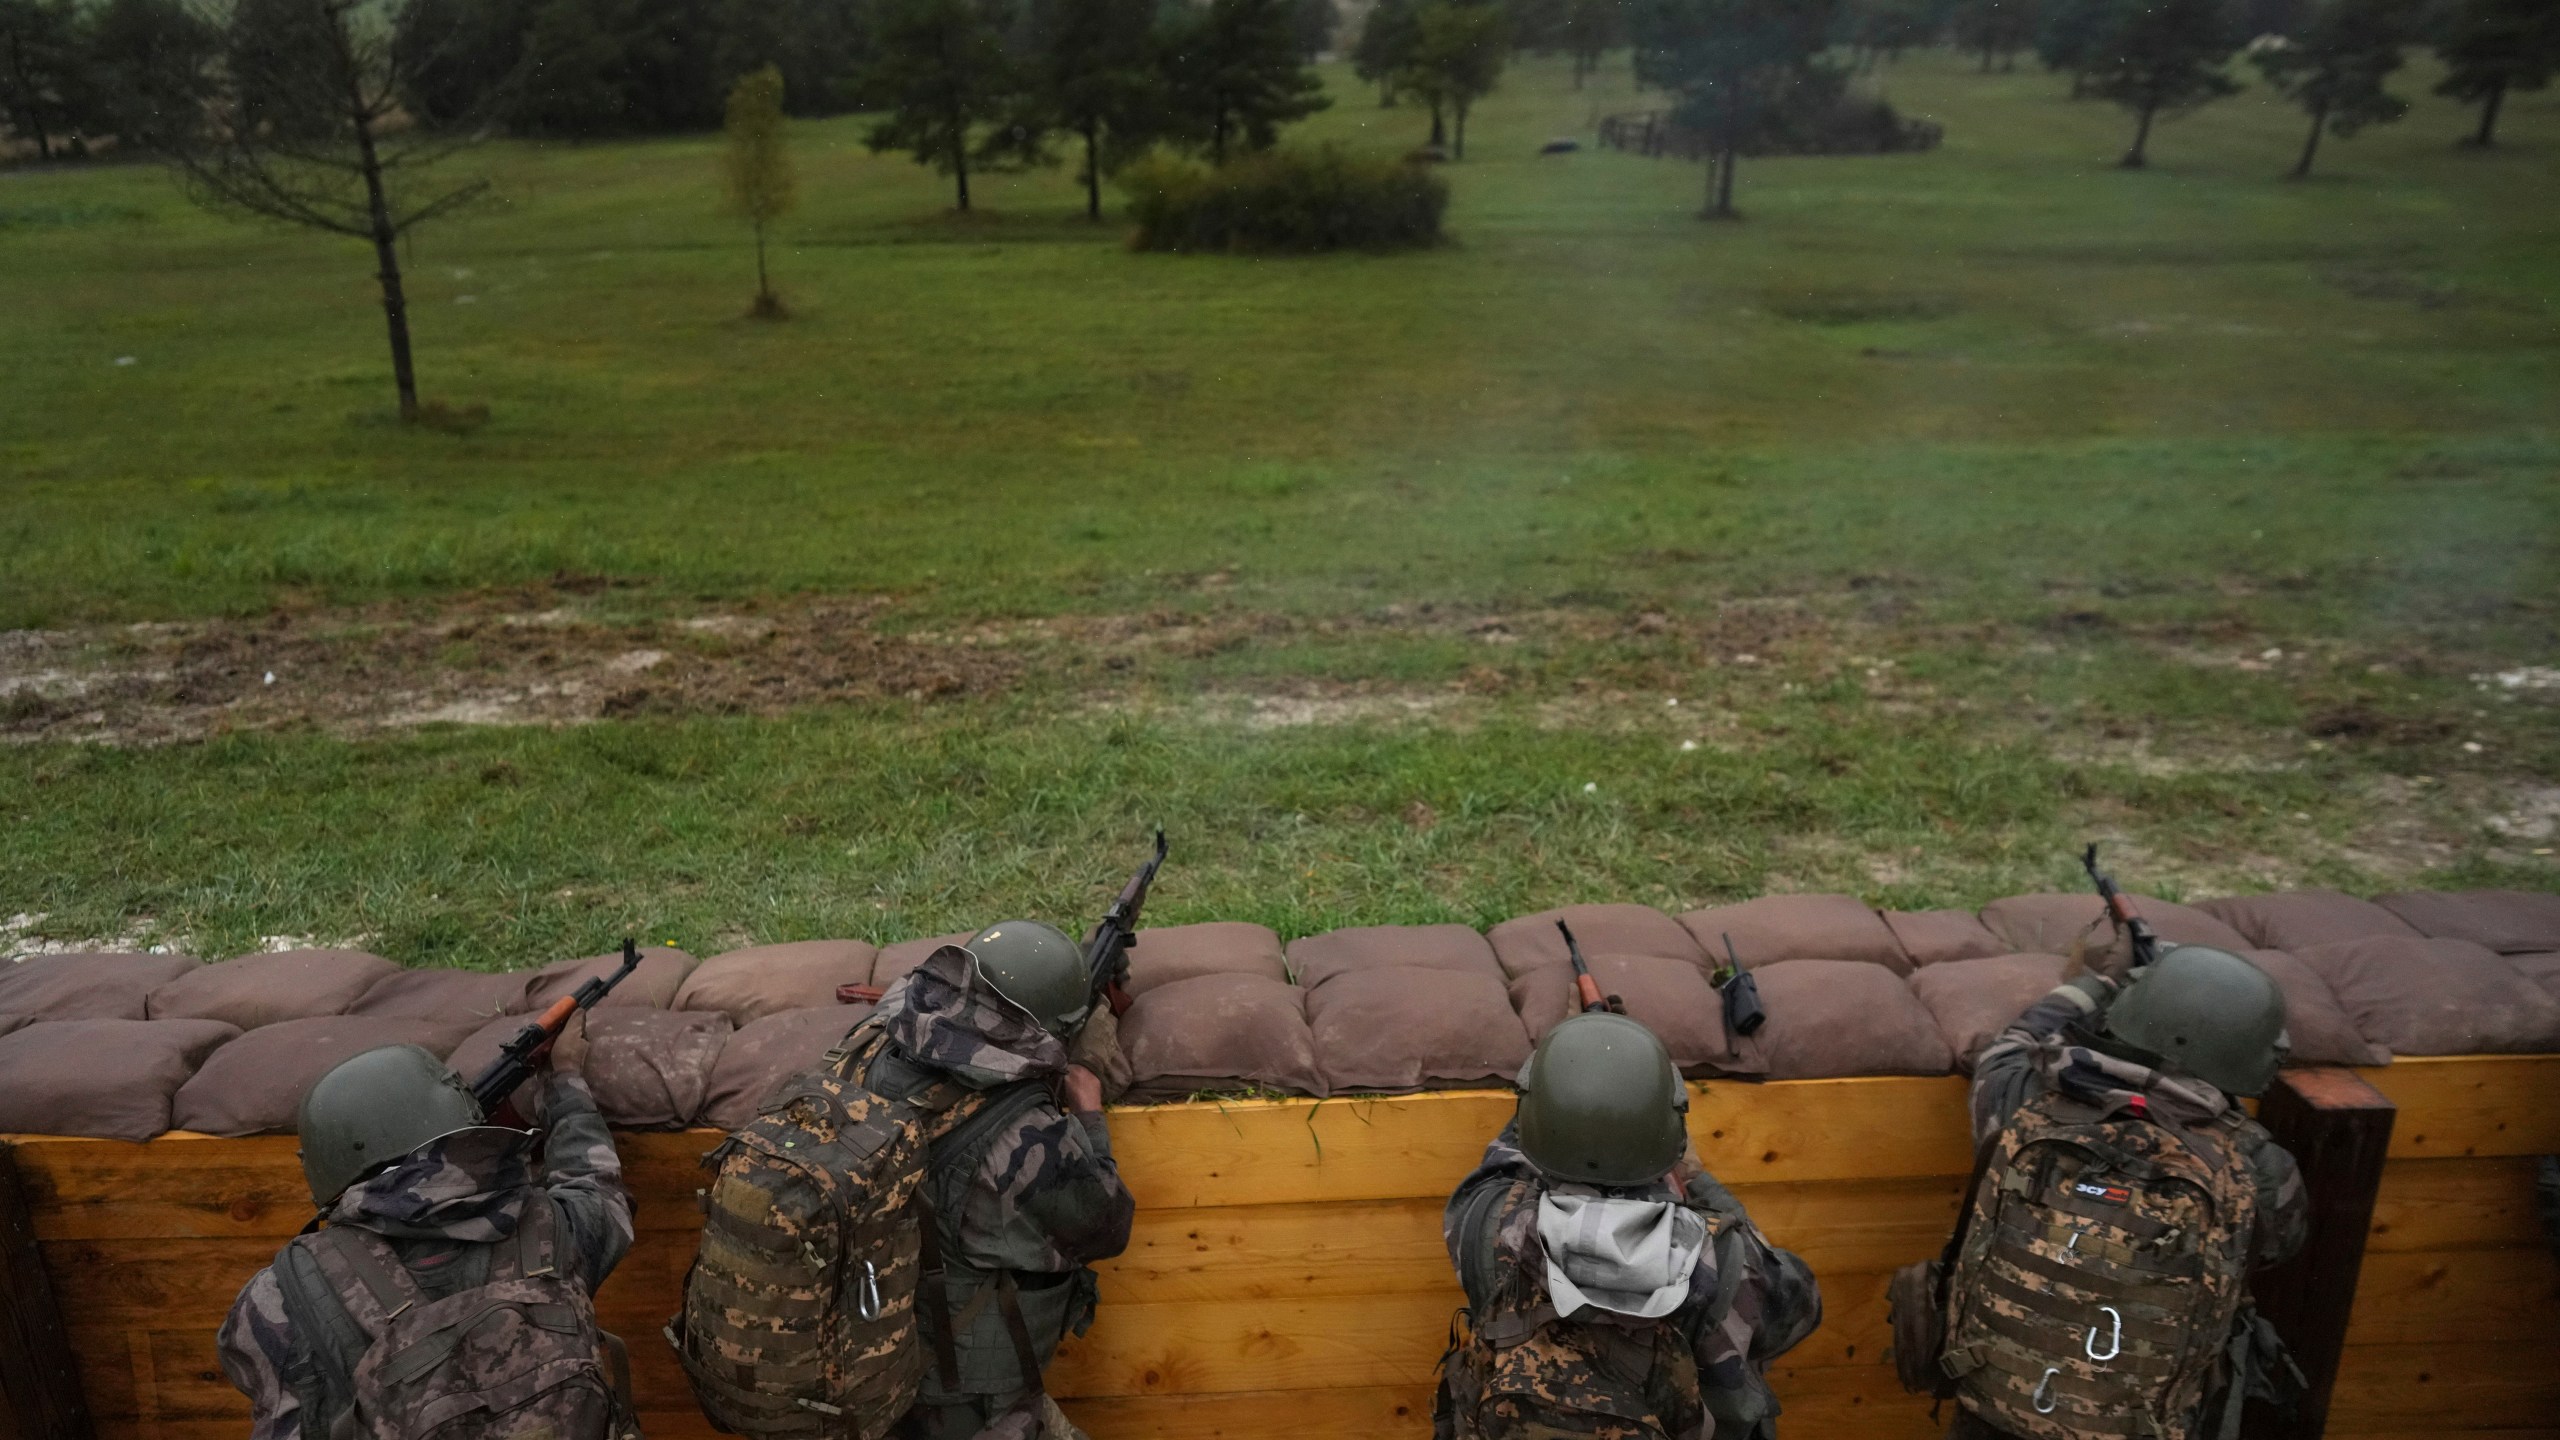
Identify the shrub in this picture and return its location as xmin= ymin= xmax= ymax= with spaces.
xmin=1121 ymin=145 xmax=1448 ymax=253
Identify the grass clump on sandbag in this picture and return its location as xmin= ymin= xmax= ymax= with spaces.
xmin=1120 ymin=145 xmax=1449 ymax=254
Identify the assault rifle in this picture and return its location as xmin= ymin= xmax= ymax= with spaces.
xmin=1083 ymin=830 xmax=1168 ymax=1020
xmin=1714 ymin=934 xmax=1766 ymax=1041
xmin=1554 ymin=920 xmax=1624 ymax=1014
xmin=470 ymin=939 xmax=644 ymax=1125
xmin=2081 ymin=843 xmax=2161 ymax=973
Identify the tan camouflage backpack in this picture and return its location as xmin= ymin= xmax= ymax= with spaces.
xmin=294 ymin=1200 xmax=640 ymax=1440
xmin=1938 ymin=1086 xmax=2260 ymax=1439
xmin=669 ymin=1018 xmax=994 ymax=1439
xmin=1435 ymin=1182 xmax=1750 ymax=1440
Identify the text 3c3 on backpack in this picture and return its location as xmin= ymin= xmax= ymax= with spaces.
xmin=1433 ymin=1180 xmax=1753 ymax=1440
xmin=276 ymin=1199 xmax=640 ymax=1440
xmin=1936 ymin=1087 xmax=2260 ymax=1440
xmin=668 ymin=1017 xmax=1004 ymax=1439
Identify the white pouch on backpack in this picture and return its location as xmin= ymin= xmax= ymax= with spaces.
xmin=1535 ymin=1191 xmax=1707 ymax=1320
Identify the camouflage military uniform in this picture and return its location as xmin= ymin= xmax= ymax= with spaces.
xmin=216 ymin=1072 xmax=634 ymax=1440
xmin=862 ymin=946 xmax=1137 ymax=1440
xmin=1442 ymin=1124 xmax=1823 ymax=1440
xmin=1946 ymin=980 xmax=2308 ymax=1440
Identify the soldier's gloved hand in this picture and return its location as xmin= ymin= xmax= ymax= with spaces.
xmin=546 ymin=1012 xmax=592 ymax=1081
xmin=1067 ymin=1005 xmax=1133 ymax=1105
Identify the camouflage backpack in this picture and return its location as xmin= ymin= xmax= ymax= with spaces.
xmin=668 ymin=1017 xmax=999 ymax=1440
xmin=1938 ymin=1086 xmax=2260 ymax=1440
xmin=284 ymin=1199 xmax=640 ymax=1440
xmin=1434 ymin=1182 xmax=1749 ymax=1440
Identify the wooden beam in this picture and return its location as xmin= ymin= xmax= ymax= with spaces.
xmin=2358 ymin=1055 xmax=2560 ymax=1160
xmin=2252 ymin=1067 xmax=2396 ymax=1440
xmin=0 ymin=1142 xmax=90 ymax=1440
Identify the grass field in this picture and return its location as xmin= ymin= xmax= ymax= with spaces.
xmin=2 ymin=50 xmax=2554 ymax=966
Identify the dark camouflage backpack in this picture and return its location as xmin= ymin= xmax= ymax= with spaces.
xmin=286 ymin=1200 xmax=639 ymax=1440
xmin=1434 ymin=1182 xmax=1748 ymax=1440
xmin=668 ymin=1018 xmax=996 ymax=1440
xmin=1938 ymin=1086 xmax=2260 ymax=1440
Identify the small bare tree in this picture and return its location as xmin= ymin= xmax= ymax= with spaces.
xmin=721 ymin=64 xmax=796 ymax=318
xmin=147 ymin=0 xmax=495 ymax=421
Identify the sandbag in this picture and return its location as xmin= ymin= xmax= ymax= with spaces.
xmin=172 ymin=1015 xmax=482 ymax=1136
xmin=0 ymin=952 xmax=201 ymax=1021
xmin=0 ymin=1019 xmax=240 ymax=1140
xmin=871 ymin=932 xmax=973 ymax=992
xmin=1121 ymin=973 xmax=1325 ymax=1101
xmin=1678 ymin=896 xmax=1911 ymax=975
xmin=1305 ymin=966 xmax=1529 ymax=1093
xmin=2238 ymin=950 xmax=2389 ymax=1068
xmin=1127 ymin=921 xmax=1288 ymax=999
xmin=2375 ymin=891 xmax=2560 ymax=956
xmin=348 ymin=967 xmax=533 ymax=1022
xmin=2196 ymin=890 xmax=2419 ymax=952
xmin=2510 ymin=953 xmax=2560 ymax=1003
xmin=523 ymin=946 xmax=696 ymax=1012
xmin=580 ymin=1009 xmax=733 ymax=1129
xmin=675 ymin=941 xmax=879 ymax=1025
xmin=2295 ymin=936 xmax=2560 ymax=1056
xmin=1739 ymin=959 xmax=1952 ymax=1078
xmin=1977 ymin=894 xmax=2250 ymax=960
xmin=1286 ymin=923 xmax=1502 ymax=990
xmin=147 ymin=949 xmax=403 ymax=1030
xmin=1487 ymin=904 xmax=1704 ymax=981
xmin=1909 ymin=954 xmax=2067 ymax=1070
xmin=700 ymin=1004 xmax=870 ymax=1131
xmin=1880 ymin=910 xmax=2010 ymax=968
xmin=0 ymin=1015 xmax=28 ymax=1039
xmin=1509 ymin=953 xmax=1758 ymax=1078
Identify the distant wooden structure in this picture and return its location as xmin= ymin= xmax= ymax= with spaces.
xmin=4 ymin=1053 xmax=2556 ymax=1439
xmin=1597 ymin=108 xmax=1945 ymax=161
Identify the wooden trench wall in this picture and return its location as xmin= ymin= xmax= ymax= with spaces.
xmin=7 ymin=1054 xmax=2557 ymax=1440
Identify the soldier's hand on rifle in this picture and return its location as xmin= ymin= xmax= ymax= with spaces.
xmin=1060 ymin=1063 xmax=1104 ymax=1116
xmin=547 ymin=1011 xmax=591 ymax=1080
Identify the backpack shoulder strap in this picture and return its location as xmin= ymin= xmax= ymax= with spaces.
xmin=484 ymin=1197 xmax=561 ymax=1285
xmin=306 ymin=1226 xmax=428 ymax=1341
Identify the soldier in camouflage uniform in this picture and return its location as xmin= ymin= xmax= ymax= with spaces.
xmin=1440 ymin=1012 xmax=1822 ymax=1440
xmin=217 ymin=1020 xmax=634 ymax=1440
xmin=860 ymin=923 xmax=1137 ymax=1440
xmin=1946 ymin=946 xmax=2308 ymax=1440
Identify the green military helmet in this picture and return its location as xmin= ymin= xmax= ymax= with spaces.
xmin=296 ymin=1044 xmax=491 ymax=1207
xmin=1515 ymin=1012 xmax=1691 ymax=1187
xmin=2105 ymin=944 xmax=2290 ymax=1098
xmin=964 ymin=920 xmax=1091 ymax=1036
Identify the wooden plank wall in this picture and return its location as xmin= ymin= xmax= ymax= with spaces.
xmin=10 ymin=1055 xmax=2556 ymax=1440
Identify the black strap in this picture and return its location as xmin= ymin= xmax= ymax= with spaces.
xmin=912 ymin=1189 xmax=962 ymax=1392
xmin=995 ymin=1272 xmax=1046 ymax=1397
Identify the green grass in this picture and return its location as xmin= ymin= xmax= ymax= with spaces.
xmin=1 ymin=50 xmax=2554 ymax=963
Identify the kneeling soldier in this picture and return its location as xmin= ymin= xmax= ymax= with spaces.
xmin=1439 ymin=1012 xmax=1823 ymax=1440
xmin=1936 ymin=945 xmax=2307 ymax=1439
xmin=218 ymin=1025 xmax=637 ymax=1440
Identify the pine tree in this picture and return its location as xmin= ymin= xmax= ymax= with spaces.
xmin=1952 ymin=0 xmax=2036 ymax=70
xmin=2432 ymin=0 xmax=2560 ymax=146
xmin=860 ymin=0 xmax=1033 ymax=210
xmin=2035 ymin=0 xmax=2114 ymax=95
xmin=1354 ymin=0 xmax=1423 ymax=102
xmin=1561 ymin=0 xmax=1625 ymax=85
xmin=2081 ymin=0 xmax=2243 ymax=167
xmin=1162 ymin=0 xmax=1330 ymax=163
xmin=722 ymin=65 xmax=796 ymax=315
xmin=2249 ymin=0 xmax=2416 ymax=177
xmin=138 ymin=0 xmax=495 ymax=419
xmin=84 ymin=0 xmax=217 ymax=142
xmin=1292 ymin=0 xmax=1339 ymax=58
xmin=0 ymin=0 xmax=90 ymax=160
xmin=1400 ymin=1 xmax=1508 ymax=158
xmin=1028 ymin=0 xmax=1161 ymax=219
xmin=1629 ymin=0 xmax=1838 ymax=218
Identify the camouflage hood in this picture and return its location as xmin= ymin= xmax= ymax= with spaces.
xmin=324 ymin=1123 xmax=542 ymax=1243
xmin=879 ymin=944 xmax=1071 ymax=1089
xmin=2031 ymin=1033 xmax=2228 ymax=1128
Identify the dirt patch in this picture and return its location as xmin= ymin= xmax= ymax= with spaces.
xmin=0 ymin=594 xmax=1022 ymax=744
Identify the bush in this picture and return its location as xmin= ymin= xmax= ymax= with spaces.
xmin=1121 ymin=145 xmax=1448 ymax=254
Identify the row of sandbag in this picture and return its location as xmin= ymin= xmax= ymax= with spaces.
xmin=1 ymin=887 xmax=2555 ymax=1141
